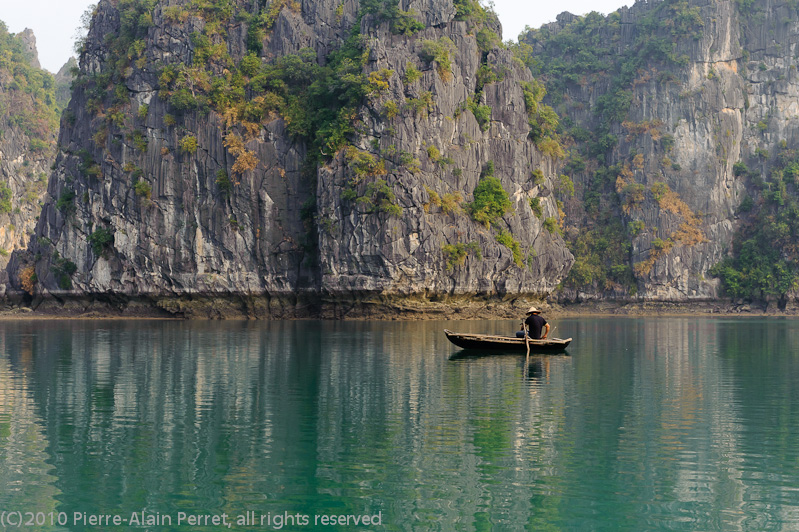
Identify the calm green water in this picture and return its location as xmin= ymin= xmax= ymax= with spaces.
xmin=1 ymin=318 xmax=799 ymax=531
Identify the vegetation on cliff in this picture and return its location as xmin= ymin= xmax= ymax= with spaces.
xmin=75 ymin=0 xmax=409 ymax=208
xmin=520 ymin=1 xmax=706 ymax=295
xmin=0 ymin=22 xmax=59 ymax=154
xmin=0 ymin=22 xmax=61 ymax=270
xmin=710 ymin=151 xmax=799 ymax=302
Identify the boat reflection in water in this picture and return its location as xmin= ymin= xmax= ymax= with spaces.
xmin=447 ymin=349 xmax=570 ymax=386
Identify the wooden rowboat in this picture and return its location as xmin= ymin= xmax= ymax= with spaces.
xmin=444 ymin=329 xmax=572 ymax=352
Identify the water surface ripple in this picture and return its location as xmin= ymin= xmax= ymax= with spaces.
xmin=0 ymin=318 xmax=798 ymax=530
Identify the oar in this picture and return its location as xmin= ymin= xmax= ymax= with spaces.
xmin=525 ymin=324 xmax=530 ymax=356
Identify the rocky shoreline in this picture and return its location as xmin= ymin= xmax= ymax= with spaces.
xmin=0 ymin=292 xmax=795 ymax=320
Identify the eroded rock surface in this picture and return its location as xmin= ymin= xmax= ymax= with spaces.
xmin=17 ymin=0 xmax=572 ymax=316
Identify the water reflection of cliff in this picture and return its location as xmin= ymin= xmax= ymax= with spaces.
xmin=559 ymin=317 xmax=799 ymax=530
xmin=2 ymin=318 xmax=799 ymax=529
xmin=8 ymin=319 xmax=574 ymax=528
xmin=18 ymin=320 xmax=332 ymax=521
xmin=0 ymin=324 xmax=61 ymax=519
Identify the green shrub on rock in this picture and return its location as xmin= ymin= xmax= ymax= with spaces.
xmin=467 ymin=165 xmax=513 ymax=227
xmin=88 ymin=228 xmax=114 ymax=258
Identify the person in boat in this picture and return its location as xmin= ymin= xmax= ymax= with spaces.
xmin=516 ymin=306 xmax=549 ymax=340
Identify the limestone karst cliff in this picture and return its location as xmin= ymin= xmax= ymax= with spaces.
xmin=14 ymin=0 xmax=573 ymax=316
xmin=10 ymin=0 xmax=799 ymax=316
xmin=0 ymin=24 xmax=58 ymax=288
xmin=523 ymin=0 xmax=799 ymax=307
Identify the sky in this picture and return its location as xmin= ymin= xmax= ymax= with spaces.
xmin=3 ymin=0 xmax=630 ymax=73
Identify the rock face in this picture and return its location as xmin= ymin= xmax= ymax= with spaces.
xmin=54 ymin=57 xmax=77 ymax=109
xmin=18 ymin=0 xmax=572 ymax=316
xmin=0 ymin=26 xmax=57 ymax=284
xmin=20 ymin=0 xmax=799 ymax=314
xmin=15 ymin=29 xmax=40 ymax=70
xmin=524 ymin=0 xmax=799 ymax=302
xmin=315 ymin=19 xmax=571 ymax=300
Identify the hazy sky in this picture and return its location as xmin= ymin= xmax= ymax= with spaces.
xmin=3 ymin=0 xmax=630 ymax=73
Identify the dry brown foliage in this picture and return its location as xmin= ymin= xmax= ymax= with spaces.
xmin=622 ymin=119 xmax=664 ymax=141
xmin=651 ymin=182 xmax=707 ymax=245
xmin=19 ymin=265 xmax=36 ymax=295
xmin=224 ymin=134 xmax=259 ymax=176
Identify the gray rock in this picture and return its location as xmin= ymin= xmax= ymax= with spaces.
xmin=16 ymin=0 xmax=573 ymax=316
xmin=16 ymin=29 xmax=40 ymax=69
xmin=531 ymin=0 xmax=799 ymax=302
